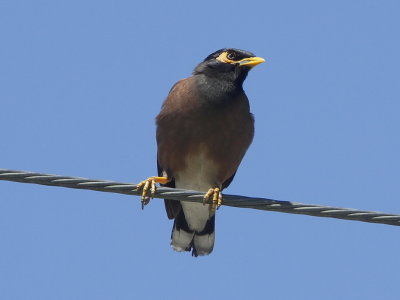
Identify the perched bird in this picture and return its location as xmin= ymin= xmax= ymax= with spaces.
xmin=137 ymin=48 xmax=265 ymax=256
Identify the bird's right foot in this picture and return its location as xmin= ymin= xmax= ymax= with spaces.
xmin=136 ymin=176 xmax=169 ymax=209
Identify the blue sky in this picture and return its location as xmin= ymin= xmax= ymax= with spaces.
xmin=1 ymin=0 xmax=400 ymax=299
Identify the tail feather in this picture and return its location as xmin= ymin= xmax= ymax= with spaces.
xmin=192 ymin=216 xmax=215 ymax=257
xmin=170 ymin=209 xmax=215 ymax=257
xmin=171 ymin=209 xmax=195 ymax=252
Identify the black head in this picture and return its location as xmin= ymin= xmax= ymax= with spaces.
xmin=193 ymin=48 xmax=265 ymax=87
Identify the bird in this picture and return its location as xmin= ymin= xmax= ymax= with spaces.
xmin=137 ymin=48 xmax=265 ymax=256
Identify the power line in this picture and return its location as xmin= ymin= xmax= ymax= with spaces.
xmin=1 ymin=168 xmax=399 ymax=226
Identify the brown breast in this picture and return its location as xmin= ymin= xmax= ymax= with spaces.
xmin=156 ymin=77 xmax=254 ymax=187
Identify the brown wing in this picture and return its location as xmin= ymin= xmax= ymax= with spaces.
xmin=157 ymin=80 xmax=193 ymax=220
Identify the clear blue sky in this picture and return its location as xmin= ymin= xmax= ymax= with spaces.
xmin=1 ymin=0 xmax=400 ymax=299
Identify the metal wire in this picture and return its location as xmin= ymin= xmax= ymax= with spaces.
xmin=1 ymin=168 xmax=399 ymax=226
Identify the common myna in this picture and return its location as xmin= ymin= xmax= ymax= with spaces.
xmin=138 ymin=48 xmax=265 ymax=256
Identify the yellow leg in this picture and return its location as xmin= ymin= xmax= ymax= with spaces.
xmin=203 ymin=187 xmax=223 ymax=213
xmin=136 ymin=176 xmax=169 ymax=208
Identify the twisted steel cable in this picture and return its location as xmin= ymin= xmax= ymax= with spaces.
xmin=1 ymin=168 xmax=399 ymax=226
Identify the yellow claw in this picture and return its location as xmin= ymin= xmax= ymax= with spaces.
xmin=136 ymin=176 xmax=169 ymax=208
xmin=203 ymin=187 xmax=223 ymax=214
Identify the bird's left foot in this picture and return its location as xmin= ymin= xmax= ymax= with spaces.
xmin=136 ymin=176 xmax=169 ymax=209
xmin=203 ymin=187 xmax=223 ymax=213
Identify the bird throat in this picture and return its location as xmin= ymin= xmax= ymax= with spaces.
xmin=194 ymin=74 xmax=244 ymax=105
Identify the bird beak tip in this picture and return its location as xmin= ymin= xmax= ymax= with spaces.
xmin=239 ymin=57 xmax=266 ymax=67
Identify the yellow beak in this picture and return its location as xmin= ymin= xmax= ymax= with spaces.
xmin=238 ymin=56 xmax=266 ymax=67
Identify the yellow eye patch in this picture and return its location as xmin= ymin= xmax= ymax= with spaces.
xmin=216 ymin=51 xmax=237 ymax=64
xmin=216 ymin=51 xmax=266 ymax=67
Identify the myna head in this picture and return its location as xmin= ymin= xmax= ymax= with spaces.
xmin=193 ymin=48 xmax=265 ymax=88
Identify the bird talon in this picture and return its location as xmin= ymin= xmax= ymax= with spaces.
xmin=141 ymin=198 xmax=148 ymax=210
xmin=217 ymin=192 xmax=223 ymax=209
xmin=203 ymin=188 xmax=214 ymax=205
xmin=136 ymin=176 xmax=169 ymax=207
xmin=203 ymin=187 xmax=223 ymax=213
xmin=151 ymin=180 xmax=157 ymax=198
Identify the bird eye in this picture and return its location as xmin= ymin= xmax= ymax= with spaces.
xmin=226 ymin=52 xmax=237 ymax=60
